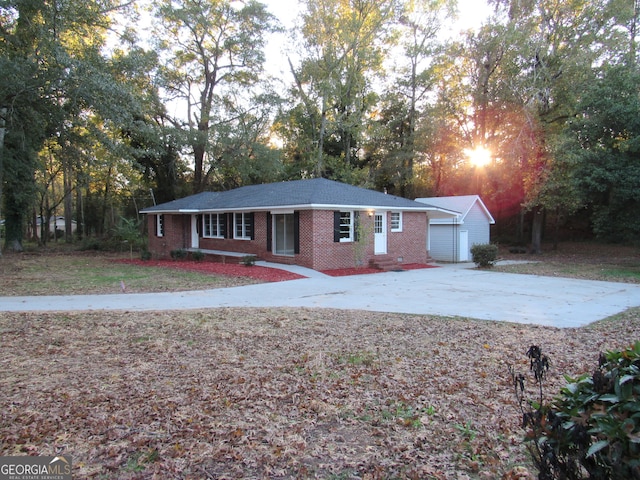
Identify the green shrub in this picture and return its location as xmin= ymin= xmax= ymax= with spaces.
xmin=512 ymin=343 xmax=640 ymax=480
xmin=170 ymin=248 xmax=187 ymax=260
xmin=241 ymin=254 xmax=256 ymax=266
xmin=140 ymin=249 xmax=152 ymax=261
xmin=79 ymin=237 xmax=103 ymax=251
xmin=191 ymin=250 xmax=205 ymax=262
xmin=470 ymin=243 xmax=498 ymax=268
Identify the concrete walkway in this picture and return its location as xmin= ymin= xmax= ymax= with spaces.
xmin=1 ymin=262 xmax=639 ymax=328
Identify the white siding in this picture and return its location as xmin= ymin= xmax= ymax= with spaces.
xmin=427 ymin=201 xmax=492 ymax=262
xmin=465 ymin=203 xmax=491 ymax=252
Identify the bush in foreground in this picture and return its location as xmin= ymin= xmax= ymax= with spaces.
xmin=470 ymin=243 xmax=498 ymax=268
xmin=241 ymin=254 xmax=257 ymax=266
xmin=170 ymin=248 xmax=187 ymax=260
xmin=512 ymin=343 xmax=640 ymax=479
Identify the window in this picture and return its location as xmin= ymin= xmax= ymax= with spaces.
xmin=334 ymin=211 xmax=358 ymax=242
xmin=374 ymin=214 xmax=383 ymax=233
xmin=156 ymin=214 xmax=164 ymax=237
xmin=339 ymin=211 xmax=354 ymax=242
xmin=234 ymin=212 xmax=252 ymax=240
xmin=391 ymin=212 xmax=402 ymax=232
xmin=203 ymin=213 xmax=224 ymax=238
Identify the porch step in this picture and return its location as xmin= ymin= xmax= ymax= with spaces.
xmin=186 ymin=248 xmax=256 ymax=264
xmin=369 ymin=254 xmax=436 ymax=271
xmin=368 ymin=255 xmax=402 ymax=271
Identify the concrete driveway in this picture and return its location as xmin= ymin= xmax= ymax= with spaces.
xmin=1 ymin=262 xmax=638 ymax=328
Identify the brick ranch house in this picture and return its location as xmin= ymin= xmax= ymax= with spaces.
xmin=140 ymin=178 xmax=459 ymax=271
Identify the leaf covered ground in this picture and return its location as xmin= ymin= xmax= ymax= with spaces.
xmin=0 ymin=241 xmax=639 ymax=478
xmin=1 ymin=307 xmax=638 ymax=479
xmin=494 ymin=242 xmax=640 ymax=284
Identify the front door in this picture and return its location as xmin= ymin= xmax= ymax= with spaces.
xmin=374 ymin=213 xmax=387 ymax=254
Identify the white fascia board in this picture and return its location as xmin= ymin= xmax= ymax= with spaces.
xmin=307 ymin=204 xmax=442 ymax=212
xmin=194 ymin=204 xmax=438 ymax=212
xmin=140 ymin=209 xmax=170 ymax=214
xmin=142 ymin=204 xmax=458 ymax=214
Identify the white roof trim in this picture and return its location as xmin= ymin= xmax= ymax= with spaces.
xmin=416 ymin=195 xmax=495 ymax=224
xmin=144 ymin=204 xmax=461 ymax=215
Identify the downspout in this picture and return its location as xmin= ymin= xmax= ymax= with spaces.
xmin=452 ymin=216 xmax=455 ymax=263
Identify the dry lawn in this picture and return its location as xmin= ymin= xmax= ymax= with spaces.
xmin=495 ymin=242 xmax=640 ymax=283
xmin=0 ymin=251 xmax=264 ymax=296
xmin=0 ymin=242 xmax=639 ymax=479
xmin=2 ymin=308 xmax=638 ymax=479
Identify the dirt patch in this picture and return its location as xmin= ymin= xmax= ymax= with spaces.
xmin=1 ymin=308 xmax=637 ymax=479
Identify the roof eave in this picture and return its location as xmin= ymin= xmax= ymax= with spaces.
xmin=426 ymin=207 xmax=461 ymax=219
xmin=141 ymin=203 xmax=449 ymax=214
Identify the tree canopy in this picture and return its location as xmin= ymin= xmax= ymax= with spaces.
xmin=1 ymin=0 xmax=638 ymax=250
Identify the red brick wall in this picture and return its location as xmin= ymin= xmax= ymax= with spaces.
xmin=146 ymin=210 xmax=428 ymax=268
xmin=307 ymin=210 xmax=361 ymax=270
xmin=387 ymin=211 xmax=428 ymax=265
xmin=147 ymin=214 xmax=190 ymax=259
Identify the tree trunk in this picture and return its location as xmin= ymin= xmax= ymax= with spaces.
xmin=316 ymin=96 xmax=327 ymax=177
xmin=63 ymin=153 xmax=73 ymax=242
xmin=530 ymin=205 xmax=544 ymax=254
xmin=516 ymin=210 xmax=525 ymax=244
xmin=552 ymin=207 xmax=560 ymax=250
xmin=4 ymin=211 xmax=24 ymax=252
xmin=193 ymin=142 xmax=205 ymax=193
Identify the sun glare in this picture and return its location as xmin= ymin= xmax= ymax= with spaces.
xmin=465 ymin=146 xmax=492 ymax=167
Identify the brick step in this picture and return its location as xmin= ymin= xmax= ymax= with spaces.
xmin=369 ymin=255 xmax=402 ymax=271
xmin=369 ymin=254 xmax=436 ymax=271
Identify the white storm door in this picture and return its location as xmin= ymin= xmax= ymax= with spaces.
xmin=374 ymin=213 xmax=387 ymax=254
xmin=191 ymin=215 xmax=199 ymax=249
xmin=459 ymin=230 xmax=469 ymax=261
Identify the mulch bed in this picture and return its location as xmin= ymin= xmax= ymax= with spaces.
xmin=117 ymin=259 xmax=439 ymax=281
xmin=115 ymin=259 xmax=306 ymax=282
xmin=321 ymin=263 xmax=438 ymax=277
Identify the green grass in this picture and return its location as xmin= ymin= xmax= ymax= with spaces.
xmin=494 ymin=261 xmax=640 ymax=283
xmin=601 ymin=266 xmax=640 ymax=281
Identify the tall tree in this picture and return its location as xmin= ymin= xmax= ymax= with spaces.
xmin=557 ymin=64 xmax=640 ymax=243
xmin=285 ymin=0 xmax=398 ymax=181
xmin=0 ymin=0 xmax=144 ymax=249
xmin=364 ymin=0 xmax=454 ymax=197
xmin=151 ymin=0 xmax=277 ymax=193
xmin=1 ymin=0 xmax=59 ymax=250
xmin=476 ymin=0 xmax=616 ymax=251
xmin=382 ymin=0 xmax=454 ymax=197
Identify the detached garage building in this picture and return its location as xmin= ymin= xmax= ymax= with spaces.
xmin=415 ymin=195 xmax=495 ymax=263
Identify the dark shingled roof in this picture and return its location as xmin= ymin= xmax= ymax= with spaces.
xmin=140 ymin=178 xmax=449 ymax=213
